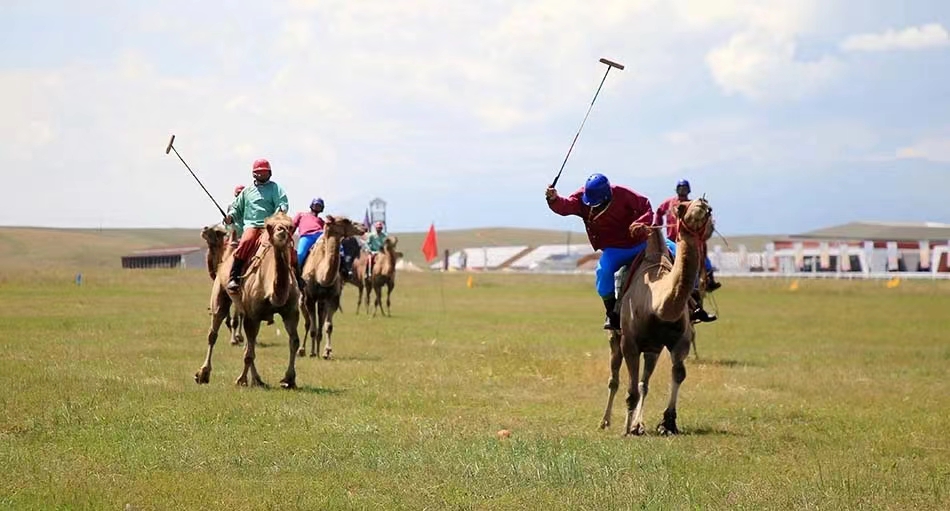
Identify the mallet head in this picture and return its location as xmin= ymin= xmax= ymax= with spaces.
xmin=165 ymin=134 xmax=176 ymax=155
xmin=599 ymin=58 xmax=625 ymax=71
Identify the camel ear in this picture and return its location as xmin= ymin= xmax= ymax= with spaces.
xmin=326 ymin=214 xmax=336 ymax=223
xmin=391 ymin=236 xmax=399 ymax=246
xmin=395 ymin=251 xmax=404 ymax=260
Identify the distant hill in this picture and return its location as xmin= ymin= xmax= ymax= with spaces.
xmin=0 ymin=225 xmax=778 ymax=270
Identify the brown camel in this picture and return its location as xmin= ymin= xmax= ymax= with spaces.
xmin=340 ymin=237 xmax=371 ymax=315
xmin=195 ymin=210 xmax=302 ymax=389
xmin=200 ymin=224 xmax=244 ymax=346
xmin=599 ymin=198 xmax=715 ymax=436
xmin=299 ymin=216 xmax=366 ymax=359
xmin=368 ymin=236 xmax=400 ymax=317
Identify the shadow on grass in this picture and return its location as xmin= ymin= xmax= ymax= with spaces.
xmin=691 ymin=358 xmax=761 ymax=368
xmin=293 ymin=385 xmax=347 ymax=396
xmin=679 ymin=425 xmax=743 ymax=437
xmin=329 ymin=354 xmax=383 ymax=362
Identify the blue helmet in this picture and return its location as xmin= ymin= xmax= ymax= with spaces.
xmin=582 ymin=173 xmax=612 ymax=207
xmin=676 ymin=179 xmax=690 ymax=192
xmin=310 ymin=198 xmax=325 ymax=209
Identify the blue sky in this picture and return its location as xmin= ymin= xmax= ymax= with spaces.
xmin=2 ymin=0 xmax=950 ymax=235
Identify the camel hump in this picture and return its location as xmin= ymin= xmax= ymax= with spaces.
xmin=644 ymin=225 xmax=667 ymax=260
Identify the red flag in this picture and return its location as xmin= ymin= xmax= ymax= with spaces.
xmin=421 ymin=223 xmax=438 ymax=262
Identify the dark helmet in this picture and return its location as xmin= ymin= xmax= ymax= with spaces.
xmin=582 ymin=173 xmax=612 ymax=207
xmin=676 ymin=179 xmax=691 ymax=193
xmin=310 ymin=198 xmax=325 ymax=209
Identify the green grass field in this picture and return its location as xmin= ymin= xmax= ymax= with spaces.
xmin=1 ymin=264 xmax=948 ymax=510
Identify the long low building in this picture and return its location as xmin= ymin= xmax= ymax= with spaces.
xmin=121 ymin=246 xmax=207 ymax=270
xmin=712 ymin=221 xmax=950 ymax=274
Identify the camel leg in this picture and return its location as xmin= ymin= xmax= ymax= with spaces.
xmin=321 ymin=299 xmax=335 ymax=360
xmin=306 ymin=295 xmax=319 ymax=357
xmin=364 ymin=280 xmax=372 ymax=317
xmin=196 ymin=290 xmax=229 ymax=384
xmin=236 ymin=319 xmax=266 ymax=387
xmin=356 ymin=283 xmax=363 ymax=315
xmin=631 ymin=352 xmax=660 ymax=435
xmin=298 ymin=293 xmax=311 ymax=357
xmin=279 ymin=306 xmax=301 ymax=389
xmin=600 ymin=330 xmax=623 ymax=429
xmin=230 ymin=310 xmax=245 ymax=346
xmin=312 ymin=300 xmax=326 ymax=358
xmin=385 ymin=281 xmax=393 ymax=317
xmin=620 ymin=339 xmax=643 ymax=436
xmin=373 ymin=282 xmax=383 ymax=318
xmin=658 ymin=340 xmax=690 ymax=436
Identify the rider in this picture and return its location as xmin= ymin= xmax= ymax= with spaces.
xmin=224 ymin=158 xmax=291 ymax=292
xmin=340 ymin=236 xmax=361 ymax=280
xmin=546 ymin=173 xmax=659 ymax=330
xmin=655 ymin=179 xmax=721 ymax=292
xmin=293 ymin=198 xmax=326 ymax=289
xmin=362 ymin=221 xmax=387 ymax=276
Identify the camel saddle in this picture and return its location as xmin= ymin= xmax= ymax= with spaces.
xmin=615 ymin=244 xmax=675 ymax=301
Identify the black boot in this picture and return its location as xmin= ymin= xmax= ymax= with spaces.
xmin=689 ymin=290 xmax=717 ymax=323
xmin=706 ymin=271 xmax=722 ymax=292
xmin=227 ymin=258 xmax=245 ymax=292
xmin=602 ymin=296 xmax=620 ymax=330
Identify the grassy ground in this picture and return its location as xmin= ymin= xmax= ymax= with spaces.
xmin=1 ymin=269 xmax=948 ymax=510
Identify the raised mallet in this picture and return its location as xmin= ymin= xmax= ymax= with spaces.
xmin=550 ymin=57 xmax=625 ymax=188
xmin=165 ymin=134 xmax=228 ymax=219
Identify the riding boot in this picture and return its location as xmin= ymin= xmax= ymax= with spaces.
xmin=706 ymin=271 xmax=722 ymax=292
xmin=602 ymin=296 xmax=620 ymax=330
xmin=227 ymin=258 xmax=245 ymax=292
xmin=689 ymin=290 xmax=717 ymax=323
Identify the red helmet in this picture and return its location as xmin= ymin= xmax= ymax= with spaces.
xmin=252 ymin=159 xmax=272 ymax=174
xmin=233 ymin=185 xmax=245 ymax=196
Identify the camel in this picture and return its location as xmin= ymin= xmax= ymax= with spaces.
xmin=599 ymin=197 xmax=715 ymax=436
xmin=368 ymin=236 xmax=400 ymax=317
xmin=299 ymin=216 xmax=367 ymax=359
xmin=195 ymin=210 xmax=303 ymax=389
xmin=200 ymin=224 xmax=243 ymax=346
xmin=339 ymin=236 xmax=371 ymax=315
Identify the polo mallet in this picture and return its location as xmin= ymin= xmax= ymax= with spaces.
xmin=165 ymin=134 xmax=228 ymax=219
xmin=550 ymin=57 xmax=625 ymax=188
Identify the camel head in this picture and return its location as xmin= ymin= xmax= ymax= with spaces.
xmin=383 ymin=236 xmax=399 ymax=253
xmin=323 ymin=215 xmax=367 ymax=239
xmin=200 ymin=224 xmax=228 ymax=248
xmin=265 ymin=210 xmax=295 ymax=248
xmin=675 ymin=197 xmax=714 ymax=241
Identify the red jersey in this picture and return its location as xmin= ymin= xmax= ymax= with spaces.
xmin=548 ymin=185 xmax=654 ymax=250
xmin=654 ymin=196 xmax=684 ymax=240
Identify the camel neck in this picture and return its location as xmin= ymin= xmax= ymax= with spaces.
xmin=270 ymin=242 xmax=292 ymax=307
xmin=316 ymin=235 xmax=342 ymax=285
xmin=656 ymin=235 xmax=701 ymax=322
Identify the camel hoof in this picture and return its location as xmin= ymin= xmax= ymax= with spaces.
xmin=194 ymin=368 xmax=211 ymax=385
xmin=252 ymin=378 xmax=267 ymax=388
xmin=657 ymin=423 xmax=679 ymax=436
xmin=323 ymin=348 xmax=332 ymax=360
xmin=600 ymin=419 xmax=610 ymax=430
xmin=625 ymin=423 xmax=646 ymax=436
xmin=279 ymin=379 xmax=296 ymax=390
xmin=309 ymin=352 xmax=318 ymax=358
xmin=235 ymin=377 xmax=248 ymax=386
xmin=297 ymin=348 xmax=306 ymax=357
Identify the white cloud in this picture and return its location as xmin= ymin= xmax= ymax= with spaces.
xmin=2 ymin=0 xmax=948 ymax=230
xmin=841 ymin=23 xmax=950 ymax=52
xmin=897 ymin=136 xmax=950 ymax=163
xmin=695 ymin=0 xmax=842 ymax=101
xmin=706 ymin=29 xmax=840 ymax=101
